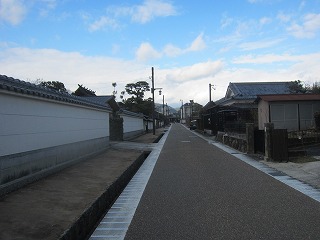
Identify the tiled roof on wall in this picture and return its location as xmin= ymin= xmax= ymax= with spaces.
xmin=0 ymin=75 xmax=112 ymax=111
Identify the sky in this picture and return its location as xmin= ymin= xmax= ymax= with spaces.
xmin=1 ymin=0 xmax=320 ymax=107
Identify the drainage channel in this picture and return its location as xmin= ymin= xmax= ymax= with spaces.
xmin=89 ymin=128 xmax=169 ymax=240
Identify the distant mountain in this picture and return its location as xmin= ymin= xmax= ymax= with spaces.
xmin=155 ymin=103 xmax=178 ymax=115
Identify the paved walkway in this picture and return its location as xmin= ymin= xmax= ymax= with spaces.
xmin=91 ymin=124 xmax=320 ymax=239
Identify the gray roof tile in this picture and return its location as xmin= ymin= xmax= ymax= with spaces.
xmin=0 ymin=75 xmax=112 ymax=111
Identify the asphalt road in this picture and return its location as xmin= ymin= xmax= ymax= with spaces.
xmin=125 ymin=124 xmax=320 ymax=240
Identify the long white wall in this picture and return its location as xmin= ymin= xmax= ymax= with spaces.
xmin=0 ymin=93 xmax=110 ymax=157
xmin=122 ymin=115 xmax=144 ymax=133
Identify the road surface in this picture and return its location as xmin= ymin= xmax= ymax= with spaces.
xmin=125 ymin=124 xmax=320 ymax=239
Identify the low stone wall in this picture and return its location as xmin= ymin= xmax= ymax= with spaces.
xmin=216 ymin=132 xmax=247 ymax=152
xmin=0 ymin=137 xmax=109 ymax=197
xmin=123 ymin=130 xmax=145 ymax=140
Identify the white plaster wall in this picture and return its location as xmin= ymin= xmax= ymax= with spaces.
xmin=122 ymin=115 xmax=144 ymax=133
xmin=0 ymin=93 xmax=110 ymax=156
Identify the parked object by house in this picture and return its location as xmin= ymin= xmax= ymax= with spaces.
xmin=0 ymin=75 xmax=113 ymax=195
xmin=257 ymin=94 xmax=320 ymax=131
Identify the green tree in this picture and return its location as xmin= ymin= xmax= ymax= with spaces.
xmin=39 ymin=81 xmax=68 ymax=94
xmin=112 ymin=82 xmax=117 ymax=96
xmin=124 ymin=81 xmax=150 ymax=104
xmin=122 ymin=81 xmax=152 ymax=116
xmin=288 ymin=80 xmax=306 ymax=93
xmin=289 ymin=80 xmax=320 ymax=94
xmin=310 ymin=82 xmax=320 ymax=94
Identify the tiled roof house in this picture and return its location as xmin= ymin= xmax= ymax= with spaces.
xmin=216 ymin=82 xmax=292 ymax=107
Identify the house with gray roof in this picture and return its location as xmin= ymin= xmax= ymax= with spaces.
xmin=216 ymin=82 xmax=292 ymax=107
xmin=201 ymin=81 xmax=293 ymax=134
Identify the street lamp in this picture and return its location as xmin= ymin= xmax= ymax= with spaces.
xmin=151 ymin=67 xmax=162 ymax=135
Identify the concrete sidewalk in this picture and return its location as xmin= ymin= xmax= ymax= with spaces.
xmin=0 ymin=129 xmax=164 ymax=240
xmin=263 ymin=160 xmax=320 ymax=189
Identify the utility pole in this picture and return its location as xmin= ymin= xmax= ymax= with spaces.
xmin=162 ymin=95 xmax=165 ymax=116
xmin=151 ymin=67 xmax=155 ymax=135
xmin=190 ymin=100 xmax=194 ymax=122
xmin=180 ymin=99 xmax=183 ymax=123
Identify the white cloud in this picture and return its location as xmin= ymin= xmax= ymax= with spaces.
xmin=239 ymin=38 xmax=284 ymax=51
xmin=1 ymin=47 xmax=319 ymax=107
xmin=137 ymin=33 xmax=206 ymax=61
xmin=220 ymin=15 xmax=233 ymax=29
xmin=187 ymin=33 xmax=206 ymax=52
xmin=165 ymin=60 xmax=224 ymax=82
xmin=131 ymin=0 xmax=177 ymax=23
xmin=287 ymin=13 xmax=320 ymax=39
xmin=232 ymin=52 xmax=320 ymax=64
xmin=163 ymin=44 xmax=183 ymax=57
xmin=38 ymin=0 xmax=57 ymax=17
xmin=106 ymin=0 xmax=177 ymax=25
xmin=164 ymin=33 xmax=206 ymax=57
xmin=0 ymin=47 xmax=148 ymax=96
xmin=259 ymin=17 xmax=272 ymax=25
xmin=88 ymin=0 xmax=177 ymax=31
xmin=89 ymin=16 xmax=118 ymax=32
xmin=41 ymin=0 xmax=56 ymax=9
xmin=0 ymin=0 xmax=27 ymax=25
xmin=135 ymin=42 xmax=162 ymax=62
xmin=299 ymin=0 xmax=306 ymax=10
xmin=277 ymin=12 xmax=291 ymax=23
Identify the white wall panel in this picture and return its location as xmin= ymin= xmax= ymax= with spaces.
xmin=122 ymin=115 xmax=144 ymax=133
xmin=0 ymin=93 xmax=110 ymax=156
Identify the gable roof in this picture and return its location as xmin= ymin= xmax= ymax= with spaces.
xmin=202 ymin=101 xmax=216 ymax=111
xmin=118 ymin=109 xmax=144 ymax=118
xmin=0 ymin=75 xmax=112 ymax=111
xmin=80 ymin=96 xmax=120 ymax=111
xmin=226 ymin=82 xmax=291 ymax=100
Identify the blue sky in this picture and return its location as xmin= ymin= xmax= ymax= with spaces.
xmin=1 ymin=0 xmax=320 ymax=107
